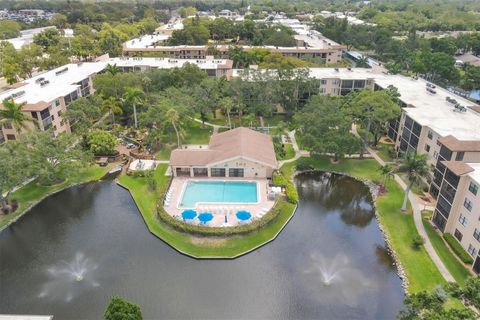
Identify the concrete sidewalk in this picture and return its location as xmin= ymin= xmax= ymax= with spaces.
xmin=278 ymin=130 xmax=302 ymax=167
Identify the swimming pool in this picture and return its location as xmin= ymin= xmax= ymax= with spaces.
xmin=179 ymin=181 xmax=258 ymax=208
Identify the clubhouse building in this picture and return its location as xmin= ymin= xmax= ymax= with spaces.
xmin=169 ymin=127 xmax=278 ymax=179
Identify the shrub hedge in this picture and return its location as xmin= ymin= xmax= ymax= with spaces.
xmin=273 ymin=172 xmax=287 ymax=186
xmin=130 ymin=170 xmax=155 ymax=178
xmin=156 ymin=197 xmax=289 ymax=236
xmin=443 ymin=233 xmax=474 ymax=264
xmin=296 ymin=158 xmax=314 ymax=171
xmin=285 ymin=182 xmax=298 ymax=204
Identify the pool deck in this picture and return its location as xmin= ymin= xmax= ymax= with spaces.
xmin=163 ymin=177 xmax=275 ymax=227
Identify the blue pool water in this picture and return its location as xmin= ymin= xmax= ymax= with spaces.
xmin=180 ymin=181 xmax=257 ymax=208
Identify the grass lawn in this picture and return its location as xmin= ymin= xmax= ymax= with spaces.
xmin=1 ymin=164 xmax=112 ymax=230
xmin=375 ymin=142 xmax=395 ymax=163
xmin=193 ymin=113 xmax=291 ymax=129
xmin=263 ymin=114 xmax=291 ymax=127
xmin=282 ymin=156 xmax=446 ymax=293
xmin=118 ymin=164 xmax=297 ymax=258
xmin=184 ymin=121 xmax=213 ymax=144
xmin=295 ymin=131 xmax=307 ymax=151
xmin=422 ymin=218 xmax=471 ymax=285
xmin=155 ymin=147 xmax=172 ymax=160
xmin=398 ymin=173 xmax=429 ymax=195
xmin=278 ymin=144 xmax=295 ymax=161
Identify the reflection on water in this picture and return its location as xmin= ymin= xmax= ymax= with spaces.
xmin=0 ymin=173 xmax=403 ymax=319
xmin=296 ymin=171 xmax=375 ymax=227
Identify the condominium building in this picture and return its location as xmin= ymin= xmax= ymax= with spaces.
xmin=0 ymin=62 xmax=106 ymax=141
xmin=431 ymin=161 xmax=480 ymax=274
xmin=122 ymin=43 xmax=345 ymax=64
xmin=110 ymin=56 xmax=233 ymax=77
xmin=0 ymin=57 xmax=234 ymax=142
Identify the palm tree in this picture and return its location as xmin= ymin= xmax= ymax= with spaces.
xmin=0 ymin=98 xmax=36 ymax=133
xmin=101 ymin=96 xmax=122 ymax=125
xmin=165 ymin=108 xmax=182 ymax=148
xmin=355 ymin=55 xmax=370 ymax=68
xmin=219 ymin=97 xmax=234 ymax=129
xmin=123 ymin=87 xmax=144 ymax=129
xmin=141 ymin=76 xmax=152 ymax=94
xmin=105 ymin=63 xmax=120 ymax=76
xmin=379 ymin=163 xmax=394 ymax=185
xmin=396 ymin=152 xmax=430 ymax=212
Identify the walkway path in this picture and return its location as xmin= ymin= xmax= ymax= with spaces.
xmin=278 ymin=130 xmax=303 ymax=167
xmin=191 ymin=117 xmax=227 ymax=134
xmin=351 ymin=125 xmax=455 ymax=282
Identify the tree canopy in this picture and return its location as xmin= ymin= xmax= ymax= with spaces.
xmin=294 ymin=95 xmax=361 ymax=161
xmin=104 ymin=296 xmax=143 ymax=320
xmin=87 ymin=130 xmax=117 ymax=155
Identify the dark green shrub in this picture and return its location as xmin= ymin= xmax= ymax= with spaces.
xmin=145 ymin=171 xmax=157 ymax=191
xmin=443 ymin=233 xmax=474 ymax=264
xmin=104 ymin=296 xmax=142 ymax=320
xmin=273 ymin=172 xmax=287 ymax=186
xmin=10 ymin=199 xmax=18 ymax=211
xmin=156 ymin=197 xmax=290 ymax=236
xmin=130 ymin=170 xmax=149 ymax=178
xmin=285 ymin=182 xmax=298 ymax=204
xmin=412 ymin=235 xmax=425 ymax=249
xmin=296 ymin=158 xmax=313 ymax=171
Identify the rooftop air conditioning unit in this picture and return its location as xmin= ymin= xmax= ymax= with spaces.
xmin=12 ymin=90 xmax=25 ymax=98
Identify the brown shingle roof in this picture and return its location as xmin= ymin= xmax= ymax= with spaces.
xmin=441 ymin=161 xmax=474 ymax=176
xmin=438 ymin=135 xmax=480 ymax=152
xmin=0 ymin=100 xmax=48 ymax=112
xmin=170 ymin=127 xmax=278 ymax=168
xmin=469 ymin=106 xmax=480 ymax=114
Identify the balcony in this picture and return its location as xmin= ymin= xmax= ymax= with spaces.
xmin=42 ymin=117 xmax=52 ymax=130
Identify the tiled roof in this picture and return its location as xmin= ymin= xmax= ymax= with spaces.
xmin=441 ymin=161 xmax=474 ymax=176
xmin=170 ymin=127 xmax=278 ymax=168
xmin=438 ymin=135 xmax=480 ymax=152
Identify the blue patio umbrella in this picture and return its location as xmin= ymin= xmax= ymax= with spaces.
xmin=236 ymin=211 xmax=252 ymax=221
xmin=198 ymin=212 xmax=214 ymax=223
xmin=181 ymin=209 xmax=197 ymax=220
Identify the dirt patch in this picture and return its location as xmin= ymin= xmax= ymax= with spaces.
xmin=379 ymin=136 xmax=395 ymax=144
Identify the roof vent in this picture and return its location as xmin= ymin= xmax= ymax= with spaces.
xmin=446 ymin=96 xmax=457 ymax=104
xmin=11 ymin=90 xmax=25 ymax=98
xmin=35 ymin=77 xmax=45 ymax=84
xmin=453 ymin=104 xmax=467 ymax=113
xmin=334 ymin=68 xmax=339 ymax=72
xmin=55 ymin=67 xmax=68 ymax=76
xmin=426 ymin=83 xmax=436 ymax=89
xmin=40 ymin=80 xmax=50 ymax=87
xmin=426 ymin=87 xmax=436 ymax=94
